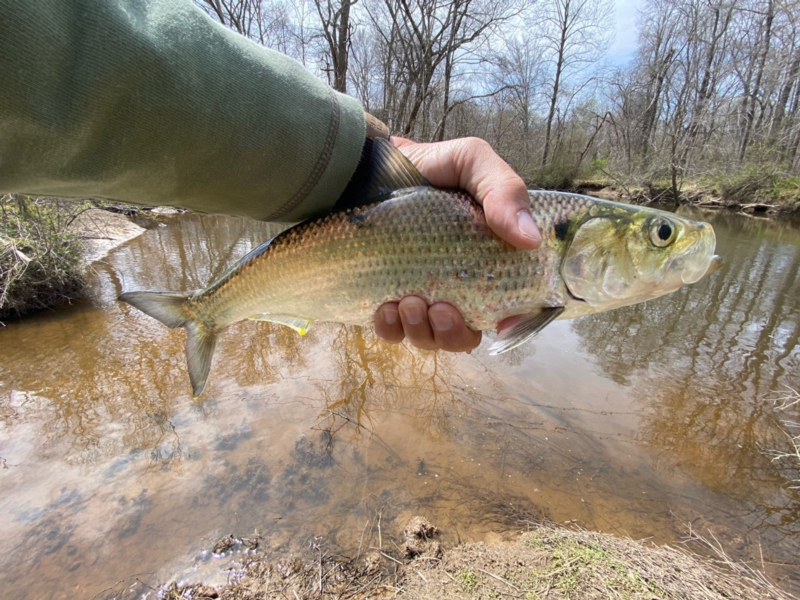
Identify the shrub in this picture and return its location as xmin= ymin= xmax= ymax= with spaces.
xmin=526 ymin=159 xmax=582 ymax=190
xmin=717 ymin=164 xmax=800 ymax=206
xmin=0 ymin=195 xmax=87 ymax=322
xmin=772 ymin=176 xmax=800 ymax=207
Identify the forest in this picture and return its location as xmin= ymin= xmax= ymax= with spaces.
xmin=195 ymin=0 xmax=800 ymax=206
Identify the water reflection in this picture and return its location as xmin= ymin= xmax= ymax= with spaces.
xmin=574 ymin=208 xmax=800 ymax=561
xmin=1 ymin=210 xmax=799 ymax=599
xmin=316 ymin=325 xmax=479 ymax=439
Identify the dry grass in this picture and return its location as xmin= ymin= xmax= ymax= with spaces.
xmin=145 ymin=520 xmax=794 ymax=600
xmin=0 ymin=195 xmax=88 ymax=322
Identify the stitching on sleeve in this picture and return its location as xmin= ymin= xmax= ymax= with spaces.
xmin=265 ymin=87 xmax=342 ymax=221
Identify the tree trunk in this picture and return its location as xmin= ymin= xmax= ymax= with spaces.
xmin=670 ymin=162 xmax=680 ymax=208
xmin=739 ymin=0 xmax=774 ymax=162
xmin=334 ymin=0 xmax=352 ymax=93
xmin=316 ymin=0 xmax=353 ymax=94
xmin=542 ymin=0 xmax=569 ymax=167
xmin=640 ymin=47 xmax=675 ymax=164
xmin=773 ymin=48 xmax=800 ymax=148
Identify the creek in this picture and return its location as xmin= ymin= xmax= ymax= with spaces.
xmin=1 ymin=207 xmax=798 ymax=598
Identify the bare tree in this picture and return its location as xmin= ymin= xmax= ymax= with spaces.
xmin=195 ymin=0 xmax=260 ymax=37
xmin=315 ymin=0 xmax=355 ymax=93
xmin=492 ymin=36 xmax=546 ymax=169
xmin=368 ymin=0 xmax=523 ymax=139
xmin=737 ymin=0 xmax=775 ymax=161
xmin=194 ymin=0 xmax=800 ymax=189
xmin=539 ymin=0 xmax=613 ymax=167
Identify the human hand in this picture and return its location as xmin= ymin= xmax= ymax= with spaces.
xmin=375 ymin=136 xmax=541 ymax=353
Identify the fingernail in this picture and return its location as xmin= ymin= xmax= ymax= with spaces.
xmin=382 ymin=305 xmax=398 ymax=325
xmin=402 ymin=304 xmax=425 ymax=325
xmin=517 ymin=210 xmax=541 ymax=243
xmin=430 ymin=310 xmax=454 ymax=331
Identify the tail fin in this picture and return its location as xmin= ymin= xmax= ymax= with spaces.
xmin=119 ymin=291 xmax=217 ymax=398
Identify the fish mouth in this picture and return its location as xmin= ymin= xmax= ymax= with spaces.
xmin=679 ymin=224 xmax=719 ymax=284
xmin=681 ymin=253 xmax=723 ymax=284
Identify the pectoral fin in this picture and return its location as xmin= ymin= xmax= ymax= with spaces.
xmin=488 ymin=307 xmax=565 ymax=355
xmin=250 ymin=314 xmax=312 ymax=336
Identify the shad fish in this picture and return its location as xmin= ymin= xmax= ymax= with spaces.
xmin=120 ymin=139 xmax=722 ymax=397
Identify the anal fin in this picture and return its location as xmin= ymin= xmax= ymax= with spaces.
xmin=250 ymin=314 xmax=312 ymax=336
xmin=488 ymin=307 xmax=565 ymax=355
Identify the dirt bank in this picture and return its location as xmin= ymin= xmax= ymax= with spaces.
xmin=575 ymin=181 xmax=800 ymax=216
xmin=151 ymin=519 xmax=793 ymax=600
xmin=1 ymin=197 xmax=148 ymax=321
xmin=69 ymin=207 xmax=146 ymax=262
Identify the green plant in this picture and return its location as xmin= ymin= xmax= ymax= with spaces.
xmin=527 ymin=160 xmax=581 ymax=190
xmin=590 ymin=157 xmax=608 ymax=173
xmin=458 ymin=569 xmax=479 ymax=592
xmin=771 ymin=176 xmax=800 ymax=206
xmin=716 ymin=164 xmax=798 ymax=205
xmin=0 ymin=195 xmax=87 ymax=321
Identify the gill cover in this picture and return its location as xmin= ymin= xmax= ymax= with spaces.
xmin=561 ymin=216 xmax=638 ymax=306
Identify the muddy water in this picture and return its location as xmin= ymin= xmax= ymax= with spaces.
xmin=1 ymin=209 xmax=799 ymax=598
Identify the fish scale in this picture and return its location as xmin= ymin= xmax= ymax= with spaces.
xmin=198 ymin=189 xmax=581 ymax=332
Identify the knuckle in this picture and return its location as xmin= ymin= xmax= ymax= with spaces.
xmin=387 ymin=330 xmax=406 ymax=344
xmin=463 ymin=136 xmax=489 ymax=150
xmin=376 ymin=328 xmax=403 ymax=344
xmin=460 ymin=137 xmax=493 ymax=159
xmin=436 ymin=330 xmax=476 ymax=353
xmin=375 ymin=314 xmax=403 ymax=343
xmin=410 ymin=339 xmax=438 ymax=352
xmin=404 ymin=325 xmax=434 ymax=346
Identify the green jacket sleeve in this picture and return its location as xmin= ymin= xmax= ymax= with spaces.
xmin=0 ymin=0 xmax=366 ymax=222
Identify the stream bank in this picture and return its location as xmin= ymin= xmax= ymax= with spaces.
xmin=575 ymin=179 xmax=800 ymax=216
xmin=147 ymin=518 xmax=793 ymax=600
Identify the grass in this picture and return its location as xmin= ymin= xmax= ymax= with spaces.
xmin=135 ymin=520 xmax=795 ymax=600
xmin=526 ymin=161 xmax=581 ymax=191
xmin=527 ymin=533 xmax=625 ymax=595
xmin=458 ymin=569 xmax=479 ymax=593
xmin=519 ymin=526 xmax=763 ymax=599
xmin=0 ymin=195 xmax=88 ymax=322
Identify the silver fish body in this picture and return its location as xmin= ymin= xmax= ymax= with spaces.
xmin=202 ymin=188 xmax=580 ymax=332
xmin=120 ymin=187 xmax=720 ymax=397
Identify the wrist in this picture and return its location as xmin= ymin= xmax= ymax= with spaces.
xmin=365 ymin=112 xmax=389 ymax=141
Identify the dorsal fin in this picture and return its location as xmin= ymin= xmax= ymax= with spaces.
xmin=333 ymin=138 xmax=429 ymax=211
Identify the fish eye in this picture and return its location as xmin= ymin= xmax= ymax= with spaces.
xmin=649 ymin=218 xmax=677 ymax=247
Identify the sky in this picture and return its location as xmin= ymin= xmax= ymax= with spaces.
xmin=608 ymin=0 xmax=643 ymax=66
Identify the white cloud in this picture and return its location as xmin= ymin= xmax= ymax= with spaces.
xmin=608 ymin=0 xmax=642 ymax=65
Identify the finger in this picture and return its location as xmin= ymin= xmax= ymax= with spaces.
xmin=397 ymin=296 xmax=438 ymax=351
xmin=375 ymin=302 xmax=404 ymax=344
xmin=392 ymin=137 xmax=541 ymax=250
xmin=428 ymin=303 xmax=481 ymax=352
xmin=497 ymin=315 xmax=522 ymax=335
xmin=454 ymin=138 xmax=541 ymax=250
